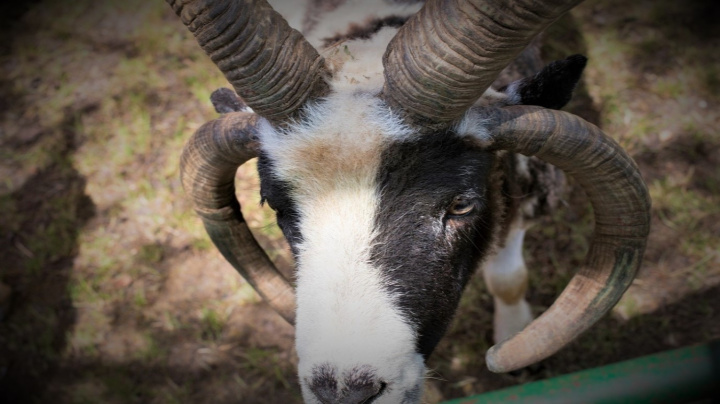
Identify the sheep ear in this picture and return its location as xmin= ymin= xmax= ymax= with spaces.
xmin=210 ymin=88 xmax=248 ymax=114
xmin=505 ymin=54 xmax=587 ymax=110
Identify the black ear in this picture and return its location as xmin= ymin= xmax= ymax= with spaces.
xmin=506 ymin=54 xmax=587 ymax=110
xmin=210 ymin=88 xmax=248 ymax=114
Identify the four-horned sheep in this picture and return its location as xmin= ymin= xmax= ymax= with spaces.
xmin=169 ymin=0 xmax=651 ymax=403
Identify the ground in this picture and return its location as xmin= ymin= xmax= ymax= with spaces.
xmin=0 ymin=0 xmax=718 ymax=403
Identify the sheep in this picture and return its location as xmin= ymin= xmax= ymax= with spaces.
xmin=169 ymin=0 xmax=651 ymax=403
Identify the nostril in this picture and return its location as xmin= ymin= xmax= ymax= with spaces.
xmin=370 ymin=382 xmax=388 ymax=403
xmin=342 ymin=367 xmax=385 ymax=404
xmin=308 ymin=364 xmax=339 ymax=404
xmin=355 ymin=381 xmax=387 ymax=404
xmin=342 ymin=381 xmax=386 ymax=404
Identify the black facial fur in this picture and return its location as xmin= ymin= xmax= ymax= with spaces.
xmin=322 ymin=15 xmax=409 ymax=47
xmin=257 ymin=153 xmax=303 ymax=256
xmin=507 ymin=54 xmax=588 ymax=110
xmin=371 ymin=135 xmax=497 ymax=358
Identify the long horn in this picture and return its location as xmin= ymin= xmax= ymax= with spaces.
xmin=382 ymin=0 xmax=583 ymax=130
xmin=166 ymin=0 xmax=330 ymax=122
xmin=180 ymin=112 xmax=296 ymax=324
xmin=470 ymin=106 xmax=651 ymax=372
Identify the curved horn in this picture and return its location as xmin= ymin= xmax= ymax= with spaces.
xmin=180 ymin=112 xmax=296 ymax=324
xmin=167 ymin=0 xmax=330 ymax=122
xmin=470 ymin=106 xmax=650 ymax=372
xmin=382 ymin=0 xmax=583 ymax=130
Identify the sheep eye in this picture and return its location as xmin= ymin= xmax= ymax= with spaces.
xmin=447 ymin=196 xmax=476 ymax=216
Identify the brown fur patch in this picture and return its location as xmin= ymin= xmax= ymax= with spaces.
xmin=283 ymin=132 xmax=384 ymax=196
xmin=321 ymin=15 xmax=409 ymax=47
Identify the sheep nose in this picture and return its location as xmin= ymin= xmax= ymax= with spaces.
xmin=308 ymin=364 xmax=386 ymax=404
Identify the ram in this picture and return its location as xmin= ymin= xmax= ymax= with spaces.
xmin=168 ymin=0 xmax=651 ymax=402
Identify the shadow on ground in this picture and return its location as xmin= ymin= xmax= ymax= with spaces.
xmin=0 ymin=114 xmax=95 ymax=402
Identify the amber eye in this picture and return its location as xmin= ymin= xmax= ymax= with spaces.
xmin=448 ymin=196 xmax=476 ymax=216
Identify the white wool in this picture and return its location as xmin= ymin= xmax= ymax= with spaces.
xmin=481 ymin=224 xmax=534 ymax=344
xmin=453 ymin=109 xmax=493 ymax=148
xmin=503 ymin=80 xmax=524 ymax=105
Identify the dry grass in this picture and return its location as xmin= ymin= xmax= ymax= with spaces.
xmin=0 ymin=0 xmax=718 ymax=403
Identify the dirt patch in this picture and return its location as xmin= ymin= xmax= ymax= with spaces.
xmin=637 ymin=133 xmax=720 ymax=197
xmin=0 ymin=114 xmax=95 ymax=401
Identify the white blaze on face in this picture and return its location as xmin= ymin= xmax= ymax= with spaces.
xmin=259 ymin=93 xmax=425 ymax=402
xmin=295 ymin=185 xmax=425 ymax=401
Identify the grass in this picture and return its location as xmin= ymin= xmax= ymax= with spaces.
xmin=69 ymin=380 xmax=106 ymax=404
xmin=570 ymin=0 xmax=720 ymax=275
xmin=200 ymin=308 xmax=225 ymax=342
xmin=651 ymin=178 xmax=716 ymax=231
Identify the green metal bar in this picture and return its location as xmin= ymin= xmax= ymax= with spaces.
xmin=442 ymin=340 xmax=720 ymax=404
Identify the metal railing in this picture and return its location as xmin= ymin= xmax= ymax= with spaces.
xmin=442 ymin=340 xmax=720 ymax=404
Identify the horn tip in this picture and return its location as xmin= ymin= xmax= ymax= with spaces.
xmin=485 ymin=344 xmax=511 ymax=373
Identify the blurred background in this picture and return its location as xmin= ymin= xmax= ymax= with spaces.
xmin=0 ymin=0 xmax=718 ymax=402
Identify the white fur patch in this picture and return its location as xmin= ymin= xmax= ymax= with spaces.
xmin=515 ymin=154 xmax=531 ymax=180
xmin=492 ymin=296 xmax=533 ymax=344
xmin=503 ymin=80 xmax=523 ymax=105
xmin=293 ymin=185 xmax=425 ymax=403
xmin=475 ymin=87 xmax=512 ymax=107
xmin=454 ymin=109 xmax=493 ymax=148
xmin=481 ymin=224 xmax=534 ymax=344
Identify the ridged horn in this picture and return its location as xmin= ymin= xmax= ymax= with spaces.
xmin=471 ymin=106 xmax=651 ymax=372
xmin=166 ymin=0 xmax=330 ymax=122
xmin=382 ymin=0 xmax=584 ymax=130
xmin=180 ymin=112 xmax=296 ymax=324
